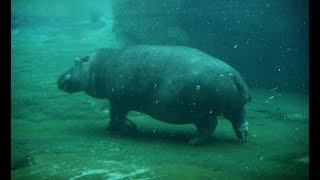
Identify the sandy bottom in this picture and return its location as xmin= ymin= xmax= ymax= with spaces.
xmin=11 ymin=22 xmax=308 ymax=179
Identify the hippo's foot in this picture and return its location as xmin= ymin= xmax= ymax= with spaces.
xmin=234 ymin=121 xmax=249 ymax=142
xmin=188 ymin=135 xmax=209 ymax=146
xmin=188 ymin=127 xmax=213 ymax=146
xmin=107 ymin=119 xmax=137 ymax=134
xmin=189 ymin=116 xmax=217 ymax=146
xmin=236 ymin=129 xmax=248 ymax=143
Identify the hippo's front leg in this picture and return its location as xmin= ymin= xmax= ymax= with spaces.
xmin=107 ymin=103 xmax=137 ymax=133
xmin=188 ymin=116 xmax=217 ymax=146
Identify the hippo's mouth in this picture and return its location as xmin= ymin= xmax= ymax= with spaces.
xmin=57 ymin=72 xmax=70 ymax=90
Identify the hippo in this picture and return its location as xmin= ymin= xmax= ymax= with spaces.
xmin=57 ymin=45 xmax=251 ymax=145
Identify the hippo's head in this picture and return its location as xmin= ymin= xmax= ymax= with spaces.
xmin=57 ymin=55 xmax=91 ymax=93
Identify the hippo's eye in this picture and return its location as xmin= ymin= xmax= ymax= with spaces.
xmin=81 ymin=56 xmax=90 ymax=62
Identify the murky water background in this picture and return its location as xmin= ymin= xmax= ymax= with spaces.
xmin=11 ymin=0 xmax=308 ymax=179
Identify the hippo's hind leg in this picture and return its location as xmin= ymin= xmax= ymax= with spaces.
xmin=224 ymin=107 xmax=249 ymax=142
xmin=107 ymin=103 xmax=137 ymax=133
xmin=188 ymin=115 xmax=217 ymax=146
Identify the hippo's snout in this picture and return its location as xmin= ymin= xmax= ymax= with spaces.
xmin=58 ymin=71 xmax=70 ymax=89
xmin=57 ymin=70 xmax=80 ymax=93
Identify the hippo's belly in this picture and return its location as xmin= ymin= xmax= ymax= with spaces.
xmin=135 ymin=96 xmax=222 ymax=125
xmin=142 ymin=108 xmax=194 ymax=124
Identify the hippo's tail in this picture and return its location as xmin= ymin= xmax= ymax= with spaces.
xmin=233 ymin=74 xmax=252 ymax=105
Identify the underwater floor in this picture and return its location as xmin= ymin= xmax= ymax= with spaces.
xmin=11 ymin=22 xmax=308 ymax=179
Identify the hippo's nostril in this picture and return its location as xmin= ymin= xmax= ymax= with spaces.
xmin=65 ymin=74 xmax=71 ymax=80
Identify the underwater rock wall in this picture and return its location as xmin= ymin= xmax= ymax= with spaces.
xmin=112 ymin=0 xmax=190 ymax=46
xmin=111 ymin=0 xmax=308 ymax=94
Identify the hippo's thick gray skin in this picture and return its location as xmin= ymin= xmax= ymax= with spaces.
xmin=58 ymin=45 xmax=251 ymax=145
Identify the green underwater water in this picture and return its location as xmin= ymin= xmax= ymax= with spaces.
xmin=11 ymin=1 xmax=308 ymax=180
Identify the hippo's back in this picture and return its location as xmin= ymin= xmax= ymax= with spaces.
xmin=118 ymin=45 xmax=251 ymax=104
